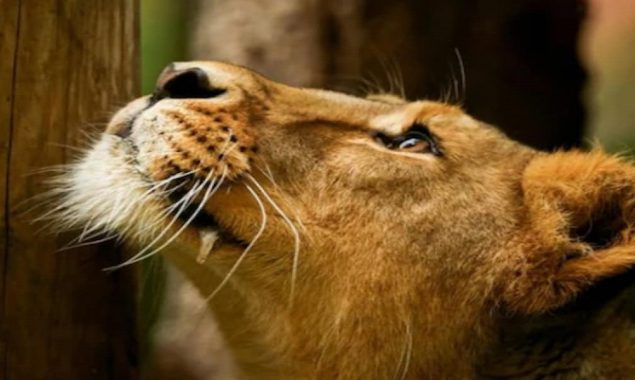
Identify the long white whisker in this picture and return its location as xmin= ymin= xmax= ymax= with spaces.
xmin=58 ymin=234 xmax=119 ymax=251
xmin=454 ymin=48 xmax=467 ymax=104
xmin=126 ymin=172 xmax=225 ymax=262
xmin=104 ymin=177 xmax=209 ymax=270
xmin=393 ymin=58 xmax=406 ymax=99
xmin=116 ymin=177 xmax=193 ymax=239
xmin=46 ymin=142 xmax=89 ymax=153
xmin=203 ymin=183 xmax=267 ymax=302
xmin=400 ymin=323 xmax=413 ymax=380
xmin=66 ymin=228 xmax=107 ymax=246
xmin=119 ymin=171 xmax=194 ymax=220
xmin=108 ymin=168 xmax=227 ymax=270
xmin=246 ymin=174 xmax=301 ymax=304
xmin=255 ymin=164 xmax=306 ymax=233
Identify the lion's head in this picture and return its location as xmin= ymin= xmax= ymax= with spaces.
xmin=54 ymin=62 xmax=635 ymax=379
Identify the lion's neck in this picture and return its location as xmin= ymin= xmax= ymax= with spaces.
xmin=164 ymin=244 xmax=495 ymax=379
xmin=162 ymin=245 xmax=288 ymax=377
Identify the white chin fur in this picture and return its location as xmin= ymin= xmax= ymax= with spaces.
xmin=50 ymin=134 xmax=166 ymax=243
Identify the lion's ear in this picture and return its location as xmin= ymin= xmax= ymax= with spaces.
xmin=502 ymin=151 xmax=635 ymax=314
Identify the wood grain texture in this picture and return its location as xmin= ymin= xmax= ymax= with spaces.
xmin=0 ymin=0 xmax=20 ymax=373
xmin=0 ymin=1 xmax=140 ymax=379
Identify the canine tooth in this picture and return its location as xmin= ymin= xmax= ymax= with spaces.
xmin=197 ymin=229 xmax=219 ymax=264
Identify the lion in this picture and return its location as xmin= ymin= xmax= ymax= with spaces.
xmin=51 ymin=61 xmax=635 ymax=379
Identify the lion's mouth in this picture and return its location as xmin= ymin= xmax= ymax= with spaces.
xmin=166 ymin=188 xmax=247 ymax=249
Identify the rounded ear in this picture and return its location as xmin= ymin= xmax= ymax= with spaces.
xmin=501 ymin=150 xmax=635 ymax=314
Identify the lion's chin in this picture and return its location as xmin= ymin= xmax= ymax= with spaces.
xmin=166 ymin=195 xmax=247 ymax=263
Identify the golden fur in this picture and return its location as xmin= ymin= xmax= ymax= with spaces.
xmin=55 ymin=62 xmax=635 ymax=379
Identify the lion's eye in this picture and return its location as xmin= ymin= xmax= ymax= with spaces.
xmin=374 ymin=124 xmax=441 ymax=156
xmin=397 ymin=135 xmax=427 ymax=151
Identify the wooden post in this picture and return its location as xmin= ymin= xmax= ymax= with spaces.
xmin=0 ymin=1 xmax=140 ymax=379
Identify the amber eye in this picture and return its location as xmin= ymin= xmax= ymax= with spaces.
xmin=374 ymin=124 xmax=441 ymax=156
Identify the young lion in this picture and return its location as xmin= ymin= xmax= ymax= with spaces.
xmin=54 ymin=62 xmax=635 ymax=379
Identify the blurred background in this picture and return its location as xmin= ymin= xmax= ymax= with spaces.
xmin=141 ymin=0 xmax=635 ymax=154
xmin=139 ymin=0 xmax=635 ymax=379
xmin=583 ymin=0 xmax=635 ymax=151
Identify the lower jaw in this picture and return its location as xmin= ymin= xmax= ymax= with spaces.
xmin=167 ymin=190 xmax=248 ymax=248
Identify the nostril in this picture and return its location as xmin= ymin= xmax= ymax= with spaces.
xmin=152 ymin=66 xmax=226 ymax=102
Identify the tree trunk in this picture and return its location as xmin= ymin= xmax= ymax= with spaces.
xmin=0 ymin=1 xmax=140 ymax=379
xmin=190 ymin=0 xmax=586 ymax=150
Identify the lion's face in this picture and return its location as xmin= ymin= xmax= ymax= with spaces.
xmin=91 ymin=61 xmax=532 ymax=305
xmin=57 ymin=62 xmax=635 ymax=378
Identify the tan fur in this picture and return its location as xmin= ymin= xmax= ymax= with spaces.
xmin=59 ymin=62 xmax=635 ymax=379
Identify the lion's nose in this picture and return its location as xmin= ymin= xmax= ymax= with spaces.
xmin=152 ymin=63 xmax=226 ymax=102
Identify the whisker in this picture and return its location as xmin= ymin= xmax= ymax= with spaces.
xmin=380 ymin=55 xmax=396 ymax=95
xmin=203 ymin=183 xmax=267 ymax=302
xmin=367 ymin=71 xmax=387 ymax=95
xmin=26 ymin=164 xmax=76 ymax=175
xmin=256 ymin=164 xmax=276 ymax=186
xmin=58 ymin=233 xmax=119 ymax=251
xmin=391 ymin=57 xmax=406 ymax=99
xmin=454 ymin=48 xmax=467 ymax=105
xmin=246 ymin=174 xmax=301 ymax=305
xmin=46 ymin=141 xmax=89 ymax=153
xmin=104 ymin=177 xmax=209 ymax=270
xmin=399 ymin=323 xmax=413 ymax=380
xmin=110 ymin=176 xmax=192 ymax=239
xmin=256 ymin=164 xmax=306 ymax=233
xmin=107 ymin=168 xmax=227 ymax=270
xmin=67 ymin=218 xmax=122 ymax=246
